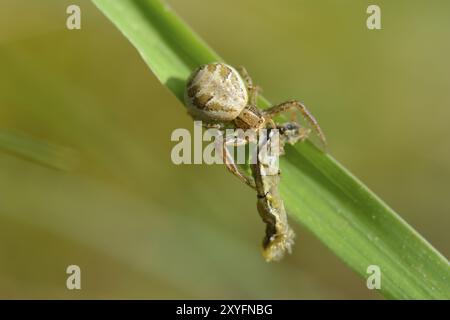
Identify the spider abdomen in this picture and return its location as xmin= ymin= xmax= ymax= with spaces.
xmin=184 ymin=63 xmax=248 ymax=122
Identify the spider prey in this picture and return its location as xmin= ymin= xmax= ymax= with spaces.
xmin=252 ymin=122 xmax=310 ymax=261
xmin=184 ymin=62 xmax=326 ymax=261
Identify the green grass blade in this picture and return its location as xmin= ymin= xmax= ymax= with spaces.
xmin=0 ymin=130 xmax=77 ymax=171
xmin=92 ymin=0 xmax=450 ymax=299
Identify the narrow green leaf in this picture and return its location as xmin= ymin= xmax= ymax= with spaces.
xmin=92 ymin=0 xmax=450 ymax=299
xmin=0 ymin=130 xmax=77 ymax=171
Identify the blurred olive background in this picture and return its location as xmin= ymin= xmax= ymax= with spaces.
xmin=0 ymin=0 xmax=449 ymax=299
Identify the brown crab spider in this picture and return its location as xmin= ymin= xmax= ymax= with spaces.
xmin=185 ymin=62 xmax=326 ymax=187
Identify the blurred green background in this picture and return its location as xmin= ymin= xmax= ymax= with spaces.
xmin=0 ymin=0 xmax=449 ymax=299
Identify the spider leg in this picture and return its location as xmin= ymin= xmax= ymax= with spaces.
xmin=263 ymin=100 xmax=327 ymax=147
xmin=237 ymin=65 xmax=254 ymax=87
xmin=265 ymin=118 xmax=277 ymax=129
xmin=215 ymin=133 xmax=256 ymax=189
xmin=237 ymin=65 xmax=262 ymax=106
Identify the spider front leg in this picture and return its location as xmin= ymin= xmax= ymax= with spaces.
xmin=215 ymin=133 xmax=256 ymax=190
xmin=263 ymin=100 xmax=327 ymax=147
xmin=237 ymin=66 xmax=262 ymax=106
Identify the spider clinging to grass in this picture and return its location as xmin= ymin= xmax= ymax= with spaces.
xmin=184 ymin=62 xmax=326 ymax=261
xmin=184 ymin=62 xmax=327 ymax=188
